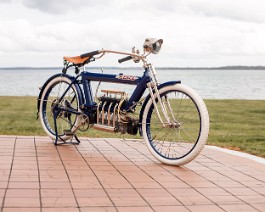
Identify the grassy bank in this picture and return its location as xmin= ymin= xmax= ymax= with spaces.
xmin=0 ymin=96 xmax=264 ymax=157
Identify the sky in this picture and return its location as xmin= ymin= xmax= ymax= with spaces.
xmin=0 ymin=0 xmax=265 ymax=67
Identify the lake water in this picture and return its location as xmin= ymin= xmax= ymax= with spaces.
xmin=0 ymin=67 xmax=264 ymax=100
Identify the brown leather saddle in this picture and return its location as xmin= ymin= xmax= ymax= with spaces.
xmin=63 ymin=56 xmax=90 ymax=65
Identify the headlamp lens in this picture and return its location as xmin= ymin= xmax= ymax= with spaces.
xmin=143 ymin=38 xmax=163 ymax=54
xmin=152 ymin=41 xmax=162 ymax=54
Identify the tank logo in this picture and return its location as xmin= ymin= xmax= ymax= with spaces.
xmin=116 ymin=75 xmax=139 ymax=81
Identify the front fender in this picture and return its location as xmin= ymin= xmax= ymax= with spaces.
xmin=138 ymin=80 xmax=181 ymax=135
xmin=36 ymin=73 xmax=83 ymax=119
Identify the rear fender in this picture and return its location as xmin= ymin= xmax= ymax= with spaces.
xmin=138 ymin=81 xmax=181 ymax=135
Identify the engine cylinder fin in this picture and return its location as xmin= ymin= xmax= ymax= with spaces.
xmin=113 ymin=103 xmax=118 ymax=127
xmin=101 ymin=101 xmax=107 ymax=124
xmin=107 ymin=102 xmax=113 ymax=126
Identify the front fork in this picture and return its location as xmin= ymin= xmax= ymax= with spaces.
xmin=146 ymin=65 xmax=178 ymax=128
xmin=147 ymin=82 xmax=172 ymax=127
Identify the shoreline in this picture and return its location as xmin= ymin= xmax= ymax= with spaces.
xmin=0 ymin=95 xmax=264 ymax=101
xmin=1 ymin=65 xmax=265 ymax=70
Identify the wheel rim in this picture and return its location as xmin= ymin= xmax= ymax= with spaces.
xmin=146 ymin=89 xmax=201 ymax=160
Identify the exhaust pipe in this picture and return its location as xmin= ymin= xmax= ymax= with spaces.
xmin=92 ymin=124 xmax=115 ymax=133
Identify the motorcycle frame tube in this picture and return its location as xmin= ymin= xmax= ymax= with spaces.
xmin=81 ymin=68 xmax=151 ymax=112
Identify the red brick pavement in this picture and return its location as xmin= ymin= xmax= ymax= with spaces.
xmin=0 ymin=136 xmax=264 ymax=212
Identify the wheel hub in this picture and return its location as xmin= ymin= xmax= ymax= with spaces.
xmin=167 ymin=122 xmax=181 ymax=129
xmin=50 ymin=99 xmax=63 ymax=118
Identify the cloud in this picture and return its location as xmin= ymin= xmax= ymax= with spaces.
xmin=0 ymin=0 xmax=12 ymax=3
xmin=1 ymin=1 xmax=265 ymax=67
xmin=0 ymin=19 xmax=148 ymax=55
xmin=4 ymin=0 xmax=265 ymax=23
xmin=2 ymin=15 xmax=265 ymax=56
xmin=186 ymin=0 xmax=265 ymax=23
xmin=13 ymin=0 xmax=108 ymax=14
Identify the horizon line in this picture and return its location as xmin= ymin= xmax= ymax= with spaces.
xmin=0 ymin=65 xmax=265 ymax=70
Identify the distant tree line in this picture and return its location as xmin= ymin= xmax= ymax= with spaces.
xmin=157 ymin=66 xmax=265 ymax=70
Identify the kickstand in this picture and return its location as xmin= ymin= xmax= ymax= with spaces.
xmin=55 ymin=134 xmax=80 ymax=145
xmin=53 ymin=109 xmax=59 ymax=145
xmin=52 ymin=106 xmax=81 ymax=146
xmin=74 ymin=134 xmax=81 ymax=144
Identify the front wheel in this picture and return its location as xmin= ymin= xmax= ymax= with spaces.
xmin=142 ymin=84 xmax=209 ymax=166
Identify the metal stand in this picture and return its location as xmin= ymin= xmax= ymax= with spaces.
xmin=53 ymin=106 xmax=81 ymax=145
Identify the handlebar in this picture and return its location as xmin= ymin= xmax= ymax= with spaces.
xmin=78 ymin=49 xmax=145 ymax=65
xmin=80 ymin=50 xmax=100 ymax=58
xmin=63 ymin=49 xmax=146 ymax=74
xmin=118 ymin=56 xmax=133 ymax=63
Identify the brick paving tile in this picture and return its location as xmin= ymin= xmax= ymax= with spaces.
xmin=80 ymin=207 xmax=116 ymax=212
xmin=128 ymin=180 xmax=162 ymax=189
xmin=0 ymin=136 xmax=265 ymax=211
xmin=152 ymin=205 xmax=189 ymax=212
xmin=251 ymin=203 xmax=265 ymax=211
xmin=74 ymin=189 xmax=113 ymax=207
xmin=8 ymin=182 xmax=39 ymax=189
xmin=70 ymin=180 xmax=103 ymax=189
xmin=0 ymin=156 xmax=12 ymax=163
xmin=0 ymin=189 xmax=5 ymax=198
xmin=168 ymin=188 xmax=213 ymax=205
xmin=196 ymin=187 xmax=231 ymax=196
xmin=40 ymin=181 xmax=72 ymax=189
xmin=9 ymin=177 xmax=37 ymax=183
xmin=4 ymin=197 xmax=40 ymax=207
xmin=39 ymin=170 xmax=69 ymax=182
xmin=219 ymin=204 xmax=260 ymax=212
xmin=42 ymin=209 xmax=79 ymax=212
xmin=183 ymin=180 xmax=218 ymax=188
xmin=76 ymin=196 xmax=113 ymax=207
xmin=0 ymin=182 xmax=8 ymax=189
xmin=206 ymin=195 xmax=243 ymax=205
xmin=237 ymin=194 xmax=265 ymax=204
xmin=106 ymin=188 xmax=148 ymax=207
xmin=252 ymin=186 xmax=265 ymax=195
xmin=0 ymin=166 xmax=11 ymax=170
xmin=224 ymin=187 xmax=260 ymax=196
xmin=0 ymin=174 xmax=9 ymax=182
xmin=3 ymin=208 xmax=41 ymax=212
xmin=12 ymin=164 xmax=38 ymax=170
xmin=116 ymin=206 xmax=154 ymax=212
xmin=6 ymin=189 xmax=39 ymax=198
xmin=41 ymin=197 xmax=77 ymax=207
xmin=41 ymin=189 xmax=75 ymax=198
xmin=137 ymin=188 xmax=181 ymax=206
xmin=186 ymin=205 xmax=225 ymax=212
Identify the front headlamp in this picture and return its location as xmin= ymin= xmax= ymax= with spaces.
xmin=143 ymin=38 xmax=163 ymax=54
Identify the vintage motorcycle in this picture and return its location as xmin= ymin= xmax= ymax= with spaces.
xmin=37 ymin=38 xmax=209 ymax=166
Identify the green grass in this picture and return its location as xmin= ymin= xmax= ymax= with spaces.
xmin=205 ymin=99 xmax=265 ymax=157
xmin=0 ymin=96 xmax=44 ymax=135
xmin=0 ymin=96 xmax=265 ymax=157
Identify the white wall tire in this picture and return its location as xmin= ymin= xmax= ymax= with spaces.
xmin=142 ymin=84 xmax=209 ymax=166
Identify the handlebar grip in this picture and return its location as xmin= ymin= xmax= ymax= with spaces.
xmin=118 ymin=56 xmax=133 ymax=63
xmin=80 ymin=50 xmax=100 ymax=58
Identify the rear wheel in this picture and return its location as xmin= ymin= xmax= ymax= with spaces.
xmin=39 ymin=76 xmax=81 ymax=141
xmin=142 ymin=84 xmax=209 ymax=166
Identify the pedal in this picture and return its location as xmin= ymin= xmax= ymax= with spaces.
xmin=64 ymin=130 xmax=74 ymax=136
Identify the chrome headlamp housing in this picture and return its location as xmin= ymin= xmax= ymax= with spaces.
xmin=143 ymin=38 xmax=163 ymax=54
